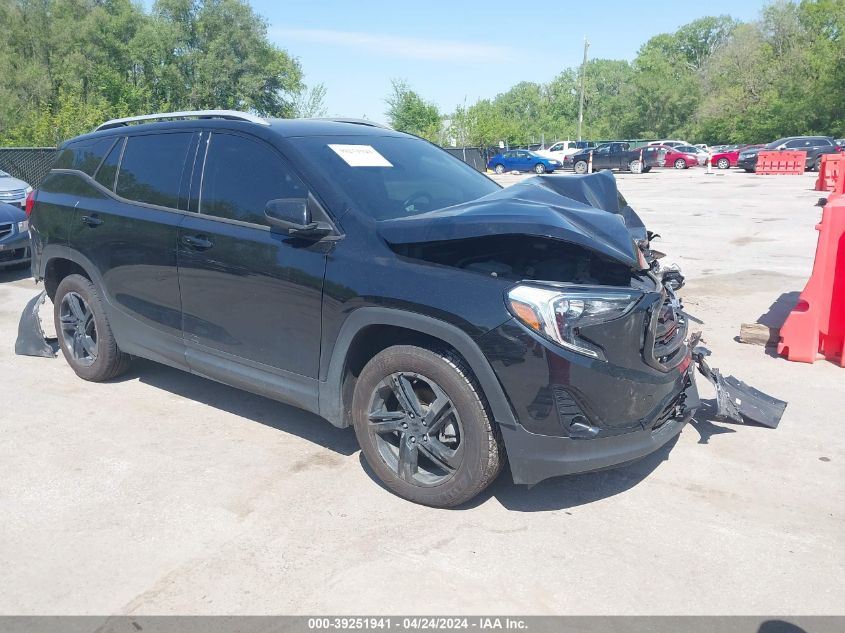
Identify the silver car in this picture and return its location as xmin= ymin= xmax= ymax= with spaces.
xmin=0 ymin=169 xmax=32 ymax=210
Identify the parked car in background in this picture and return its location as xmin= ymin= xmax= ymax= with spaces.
xmin=647 ymin=140 xmax=688 ymax=148
xmin=488 ymin=150 xmax=561 ymax=174
xmin=737 ymin=136 xmax=839 ymax=172
xmin=0 ymin=170 xmax=32 ymax=211
xmin=649 ymin=145 xmax=699 ymax=169
xmin=694 ymin=144 xmax=710 ymax=154
xmin=570 ymin=142 xmax=660 ymax=174
xmin=675 ymin=145 xmax=708 ymax=166
xmin=536 ymin=140 xmax=594 ymax=162
xmin=0 ymin=200 xmax=31 ymax=269
xmin=710 ymin=144 xmax=764 ymax=169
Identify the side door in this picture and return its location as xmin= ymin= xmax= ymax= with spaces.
xmin=67 ymin=131 xmax=198 ymax=369
xmin=177 ymin=131 xmax=329 ymax=408
xmin=592 ymin=145 xmax=611 ymax=169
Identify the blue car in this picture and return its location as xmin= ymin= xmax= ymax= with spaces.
xmin=487 ymin=149 xmax=560 ymax=175
xmin=0 ymin=201 xmax=31 ymax=269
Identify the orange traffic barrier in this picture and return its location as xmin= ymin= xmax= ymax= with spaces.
xmin=778 ymin=175 xmax=845 ymax=365
xmin=815 ymin=153 xmax=845 ymax=191
xmin=756 ymin=150 xmax=806 ymax=175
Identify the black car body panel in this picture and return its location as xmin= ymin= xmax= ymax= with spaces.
xmin=30 ymin=116 xmax=700 ymax=487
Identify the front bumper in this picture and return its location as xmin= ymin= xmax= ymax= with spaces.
xmin=500 ymin=372 xmax=698 ymax=485
xmin=736 ymin=156 xmax=758 ymax=170
xmin=478 ymin=283 xmax=698 ymax=485
xmin=0 ymin=231 xmax=31 ymax=267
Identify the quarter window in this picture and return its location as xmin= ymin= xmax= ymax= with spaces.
xmin=200 ymin=133 xmax=307 ymax=226
xmin=116 ymin=133 xmax=192 ymax=208
xmin=54 ymin=137 xmax=116 ymax=176
xmin=94 ymin=137 xmax=124 ymax=191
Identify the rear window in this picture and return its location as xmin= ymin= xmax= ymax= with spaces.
xmin=116 ymin=133 xmax=192 ymax=208
xmin=54 ymin=137 xmax=116 ymax=176
xmin=287 ymin=136 xmax=500 ymax=221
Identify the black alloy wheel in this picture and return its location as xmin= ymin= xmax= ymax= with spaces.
xmin=366 ymin=371 xmax=463 ymax=486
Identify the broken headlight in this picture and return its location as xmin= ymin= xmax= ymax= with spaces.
xmin=507 ymin=285 xmax=641 ymax=361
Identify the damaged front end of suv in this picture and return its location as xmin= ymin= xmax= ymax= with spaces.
xmin=378 ymin=170 xmax=785 ymax=485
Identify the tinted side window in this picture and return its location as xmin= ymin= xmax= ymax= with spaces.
xmin=94 ymin=137 xmax=124 ymax=191
xmin=200 ymin=133 xmax=307 ymax=226
xmin=54 ymin=137 xmax=116 ymax=176
xmin=116 ymin=133 xmax=192 ymax=208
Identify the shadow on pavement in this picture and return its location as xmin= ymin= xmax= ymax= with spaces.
xmin=128 ymin=358 xmax=359 ymax=456
xmin=0 ymin=265 xmax=32 ymax=283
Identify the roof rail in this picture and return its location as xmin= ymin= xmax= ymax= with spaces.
xmin=95 ymin=110 xmax=270 ymax=132
xmin=312 ymin=117 xmax=393 ymax=130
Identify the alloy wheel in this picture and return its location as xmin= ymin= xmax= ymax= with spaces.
xmin=59 ymin=291 xmax=98 ymax=366
xmin=366 ymin=372 xmax=463 ymax=486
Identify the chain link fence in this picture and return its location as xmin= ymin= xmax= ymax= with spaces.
xmin=0 ymin=148 xmax=58 ymax=187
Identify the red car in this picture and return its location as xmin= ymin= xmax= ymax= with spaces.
xmin=711 ymin=144 xmax=764 ymax=169
xmin=649 ymin=145 xmax=699 ymax=169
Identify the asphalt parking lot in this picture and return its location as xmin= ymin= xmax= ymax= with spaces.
xmin=1 ymin=168 xmax=843 ymax=615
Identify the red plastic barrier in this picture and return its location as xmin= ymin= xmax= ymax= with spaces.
xmin=815 ymin=153 xmax=845 ymax=191
xmin=756 ymin=150 xmax=806 ymax=175
xmin=778 ymin=187 xmax=845 ymax=365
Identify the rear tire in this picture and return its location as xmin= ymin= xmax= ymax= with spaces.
xmin=628 ymin=160 xmax=642 ymax=174
xmin=574 ymin=160 xmax=588 ymax=175
xmin=717 ymin=158 xmax=730 ymax=169
xmin=53 ymin=274 xmax=130 ymax=382
xmin=352 ymin=345 xmax=505 ymax=507
xmin=494 ymin=164 xmax=505 ymax=174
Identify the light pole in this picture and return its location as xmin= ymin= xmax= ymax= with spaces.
xmin=577 ymin=37 xmax=589 ymax=142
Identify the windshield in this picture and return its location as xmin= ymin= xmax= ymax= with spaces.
xmin=288 ymin=135 xmax=500 ymax=220
xmin=765 ymin=139 xmax=787 ymax=149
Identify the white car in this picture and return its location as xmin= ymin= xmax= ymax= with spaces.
xmin=0 ymin=170 xmax=32 ymax=210
xmin=647 ymin=140 xmax=688 ymax=148
xmin=536 ymin=141 xmax=585 ymax=161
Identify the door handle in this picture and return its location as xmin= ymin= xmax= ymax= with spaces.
xmin=182 ymin=234 xmax=213 ymax=250
xmin=81 ymin=215 xmax=103 ymax=227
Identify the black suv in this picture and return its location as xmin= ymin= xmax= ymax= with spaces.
xmin=570 ymin=142 xmax=661 ymax=175
xmin=29 ymin=111 xmax=698 ymax=507
xmin=736 ymin=136 xmax=839 ymax=172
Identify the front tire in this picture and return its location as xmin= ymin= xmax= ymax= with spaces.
xmin=352 ymin=345 xmax=505 ymax=507
xmin=53 ymin=274 xmax=130 ymax=382
xmin=574 ymin=160 xmax=588 ymax=174
xmin=534 ymin=163 xmax=546 ymax=174
xmin=674 ymin=158 xmax=687 ymax=170
xmin=493 ymin=164 xmax=505 ymax=174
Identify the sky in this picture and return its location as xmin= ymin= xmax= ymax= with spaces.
xmin=158 ymin=1 xmax=773 ymax=123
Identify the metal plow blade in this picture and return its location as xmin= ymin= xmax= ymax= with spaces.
xmin=15 ymin=290 xmax=57 ymax=358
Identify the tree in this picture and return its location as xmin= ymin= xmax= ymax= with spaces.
xmin=385 ymin=79 xmax=442 ymax=141
xmin=292 ymin=83 xmax=328 ymax=118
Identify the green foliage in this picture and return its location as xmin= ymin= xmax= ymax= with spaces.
xmin=0 ymin=0 xmax=323 ymax=146
xmin=385 ymin=79 xmax=442 ymax=142
xmin=431 ymin=1 xmax=843 ymax=147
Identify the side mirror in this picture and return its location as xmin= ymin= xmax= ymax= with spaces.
xmin=264 ymin=195 xmax=332 ymax=238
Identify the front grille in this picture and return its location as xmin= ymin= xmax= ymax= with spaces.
xmin=0 ymin=188 xmax=26 ymax=200
xmin=0 ymin=222 xmax=12 ymax=239
xmin=644 ymin=289 xmax=688 ymax=371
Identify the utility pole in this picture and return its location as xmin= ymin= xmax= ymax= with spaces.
xmin=577 ymin=37 xmax=589 ymax=141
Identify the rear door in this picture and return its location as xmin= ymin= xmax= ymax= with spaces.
xmin=176 ymin=131 xmax=328 ymax=403
xmin=68 ymin=131 xmax=198 ymax=368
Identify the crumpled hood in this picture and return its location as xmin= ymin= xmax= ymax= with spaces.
xmin=0 ymin=201 xmax=26 ymax=224
xmin=378 ymin=171 xmax=645 ymax=268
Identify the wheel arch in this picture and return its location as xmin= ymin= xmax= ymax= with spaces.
xmin=40 ymin=245 xmax=103 ymax=301
xmin=319 ymin=308 xmax=516 ymax=432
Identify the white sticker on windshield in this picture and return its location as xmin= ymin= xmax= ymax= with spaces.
xmin=328 ymin=144 xmax=393 ymax=167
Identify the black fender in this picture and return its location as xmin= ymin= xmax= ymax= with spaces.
xmin=37 ymin=244 xmax=107 ymax=293
xmin=318 ymin=307 xmax=517 ymax=430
